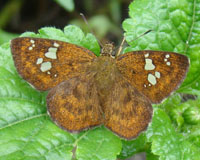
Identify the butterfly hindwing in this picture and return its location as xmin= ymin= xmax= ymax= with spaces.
xmin=103 ymin=74 xmax=153 ymax=139
xmin=47 ymin=72 xmax=103 ymax=132
xmin=116 ymin=51 xmax=189 ymax=103
xmin=11 ymin=37 xmax=96 ymax=91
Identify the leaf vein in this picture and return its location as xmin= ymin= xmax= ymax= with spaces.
xmin=0 ymin=113 xmax=47 ymax=130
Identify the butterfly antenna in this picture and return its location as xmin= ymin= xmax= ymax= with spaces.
xmin=80 ymin=13 xmax=103 ymax=47
xmin=134 ymin=30 xmax=152 ymax=41
xmin=115 ymin=30 xmax=153 ymax=57
xmin=116 ymin=36 xmax=126 ymax=57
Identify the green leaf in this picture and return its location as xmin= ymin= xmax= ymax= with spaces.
xmin=156 ymin=94 xmax=186 ymax=129
xmin=82 ymin=33 xmax=100 ymax=56
xmin=76 ymin=127 xmax=121 ymax=160
xmin=185 ymin=123 xmax=200 ymax=148
xmin=146 ymin=108 xmax=200 ymax=160
xmin=0 ymin=25 xmax=122 ymax=160
xmin=156 ymin=94 xmax=200 ymax=150
xmin=117 ymin=133 xmax=147 ymax=159
xmin=64 ymin=25 xmax=100 ymax=56
xmin=54 ymin=0 xmax=74 ymax=12
xmin=146 ymin=151 xmax=159 ymax=160
xmin=0 ymin=29 xmax=19 ymax=45
xmin=123 ymin=0 xmax=200 ymax=93
xmin=39 ymin=27 xmax=69 ymax=41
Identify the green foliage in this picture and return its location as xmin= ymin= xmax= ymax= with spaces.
xmin=118 ymin=133 xmax=148 ymax=159
xmin=0 ymin=29 xmax=18 ymax=45
xmin=146 ymin=108 xmax=200 ymax=160
xmin=0 ymin=0 xmax=200 ymax=159
xmin=70 ymin=15 xmax=120 ymax=40
xmin=76 ymin=127 xmax=121 ymax=160
xmin=54 ymin=0 xmax=74 ymax=12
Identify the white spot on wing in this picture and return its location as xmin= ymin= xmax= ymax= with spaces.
xmin=155 ymin=71 xmax=161 ymax=78
xmin=145 ymin=53 xmax=149 ymax=58
xmin=165 ymin=54 xmax=170 ymax=58
xmin=30 ymin=40 xmax=35 ymax=44
xmin=49 ymin=47 xmax=57 ymax=52
xmin=166 ymin=62 xmax=171 ymax=66
xmin=45 ymin=52 xmax=57 ymax=59
xmin=148 ymin=73 xmax=157 ymax=85
xmin=29 ymin=39 xmax=35 ymax=48
xmin=45 ymin=47 xmax=57 ymax=59
xmin=145 ymin=59 xmax=155 ymax=70
xmin=40 ymin=62 xmax=52 ymax=72
xmin=36 ymin=58 xmax=43 ymax=64
xmin=53 ymin=42 xmax=59 ymax=47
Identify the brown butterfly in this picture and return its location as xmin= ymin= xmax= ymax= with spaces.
xmin=10 ymin=37 xmax=189 ymax=140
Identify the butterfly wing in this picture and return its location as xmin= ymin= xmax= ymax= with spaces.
xmin=11 ymin=37 xmax=96 ymax=91
xmin=47 ymin=72 xmax=103 ymax=132
xmin=103 ymin=74 xmax=152 ymax=140
xmin=116 ymin=51 xmax=189 ymax=103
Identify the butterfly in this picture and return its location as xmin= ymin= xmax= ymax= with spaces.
xmin=10 ymin=37 xmax=189 ymax=140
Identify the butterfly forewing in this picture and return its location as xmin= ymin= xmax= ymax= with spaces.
xmin=104 ymin=74 xmax=152 ymax=139
xmin=116 ymin=51 xmax=189 ymax=103
xmin=11 ymin=37 xmax=96 ymax=91
xmin=47 ymin=72 xmax=103 ymax=132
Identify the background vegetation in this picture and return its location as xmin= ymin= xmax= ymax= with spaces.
xmin=0 ymin=0 xmax=131 ymax=45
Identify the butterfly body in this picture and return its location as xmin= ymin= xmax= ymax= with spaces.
xmin=11 ymin=37 xmax=189 ymax=140
xmin=90 ymin=56 xmax=118 ymax=95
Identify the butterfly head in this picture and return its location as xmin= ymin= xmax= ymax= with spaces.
xmin=101 ymin=42 xmax=115 ymax=57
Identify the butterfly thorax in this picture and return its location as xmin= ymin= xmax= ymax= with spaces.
xmin=91 ymin=43 xmax=117 ymax=91
xmin=89 ymin=55 xmax=121 ymax=104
